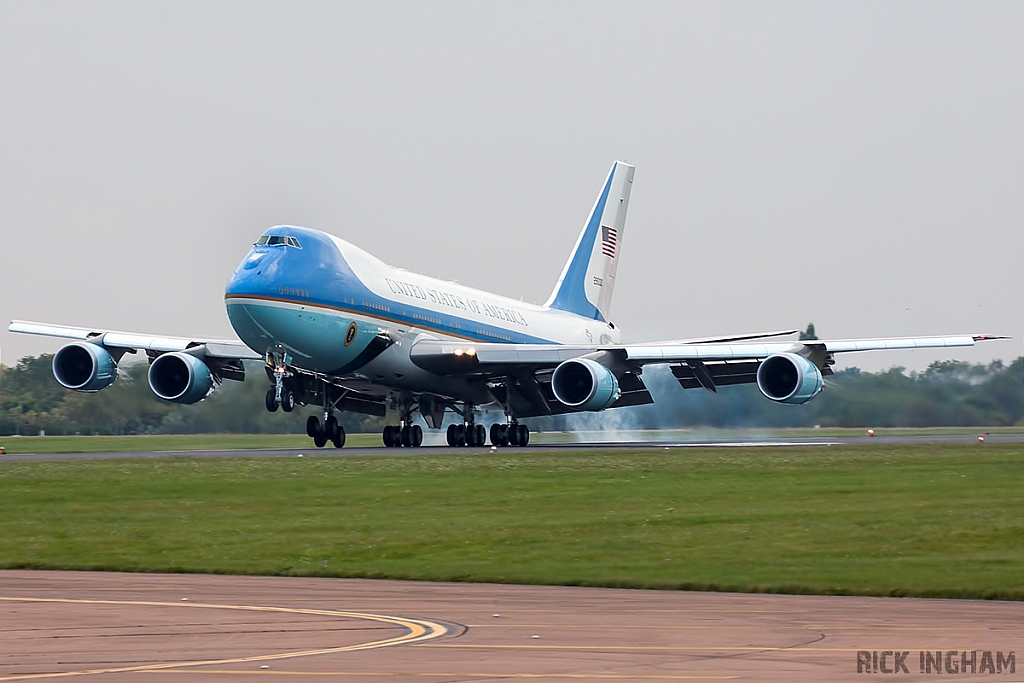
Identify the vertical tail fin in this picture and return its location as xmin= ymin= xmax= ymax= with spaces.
xmin=545 ymin=161 xmax=634 ymax=322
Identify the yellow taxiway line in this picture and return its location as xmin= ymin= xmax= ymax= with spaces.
xmin=0 ymin=596 xmax=452 ymax=681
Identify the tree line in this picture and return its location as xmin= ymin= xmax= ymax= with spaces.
xmin=2 ymin=353 xmax=1023 ymax=436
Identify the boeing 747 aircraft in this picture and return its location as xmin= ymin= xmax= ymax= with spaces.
xmin=9 ymin=162 xmax=1007 ymax=448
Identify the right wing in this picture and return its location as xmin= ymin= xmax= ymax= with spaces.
xmin=8 ymin=320 xmax=261 ymax=381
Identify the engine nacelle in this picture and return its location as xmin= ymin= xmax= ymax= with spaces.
xmin=551 ymin=358 xmax=621 ymax=411
xmin=756 ymin=353 xmax=823 ymax=405
xmin=52 ymin=342 xmax=118 ymax=392
xmin=148 ymin=352 xmax=214 ymax=404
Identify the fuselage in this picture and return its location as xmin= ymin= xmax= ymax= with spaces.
xmin=224 ymin=226 xmax=620 ymax=397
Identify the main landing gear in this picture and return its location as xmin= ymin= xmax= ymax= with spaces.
xmin=382 ymin=395 xmax=423 ymax=448
xmin=383 ymin=424 xmax=423 ymax=448
xmin=443 ymin=403 xmax=530 ymax=447
xmin=446 ymin=422 xmax=487 ymax=447
xmin=307 ymin=414 xmax=345 ymax=448
xmin=489 ymin=422 xmax=530 ymax=447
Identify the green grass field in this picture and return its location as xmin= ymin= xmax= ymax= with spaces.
xmin=1 ymin=443 xmax=1022 ymax=599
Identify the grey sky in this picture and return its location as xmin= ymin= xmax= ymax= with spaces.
xmin=1 ymin=1 xmax=1021 ymax=372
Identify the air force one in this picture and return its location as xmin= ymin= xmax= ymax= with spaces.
xmin=9 ymin=162 xmax=1007 ymax=448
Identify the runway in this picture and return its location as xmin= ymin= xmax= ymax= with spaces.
xmin=1 ymin=571 xmax=1021 ymax=681
xmin=1 ymin=432 xmax=1020 ymax=462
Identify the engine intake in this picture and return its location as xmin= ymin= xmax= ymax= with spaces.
xmin=148 ymin=352 xmax=214 ymax=404
xmin=756 ymin=353 xmax=823 ymax=404
xmin=551 ymin=358 xmax=621 ymax=411
xmin=52 ymin=343 xmax=118 ymax=392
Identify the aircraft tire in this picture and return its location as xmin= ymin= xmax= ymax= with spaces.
xmin=400 ymin=425 xmax=411 ymax=447
xmin=475 ymin=424 xmax=486 ymax=446
xmin=508 ymin=424 xmax=520 ymax=446
xmin=383 ymin=425 xmax=397 ymax=448
xmin=519 ymin=424 xmax=530 ymax=446
xmin=489 ymin=423 xmax=502 ymax=446
xmin=306 ymin=416 xmax=319 ymax=438
xmin=455 ymin=424 xmax=466 ymax=447
xmin=313 ymin=428 xmax=327 ymax=448
xmin=281 ymin=390 xmax=295 ymax=412
xmin=265 ymin=389 xmax=278 ymax=413
xmin=411 ymin=424 xmax=423 ymax=447
xmin=332 ymin=424 xmax=346 ymax=448
xmin=446 ymin=424 xmax=457 ymax=446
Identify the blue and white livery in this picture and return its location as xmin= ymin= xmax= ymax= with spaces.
xmin=9 ymin=162 xmax=1008 ymax=448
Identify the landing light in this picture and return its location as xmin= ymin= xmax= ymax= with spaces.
xmin=466 ymin=347 xmax=476 ymax=356
xmin=454 ymin=348 xmax=463 ymax=356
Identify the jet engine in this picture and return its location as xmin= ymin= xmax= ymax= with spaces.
xmin=148 ymin=352 xmax=215 ymax=404
xmin=52 ymin=342 xmax=118 ymax=392
xmin=551 ymin=358 xmax=621 ymax=411
xmin=755 ymin=353 xmax=823 ymax=405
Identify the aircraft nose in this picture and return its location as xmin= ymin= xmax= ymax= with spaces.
xmin=226 ymin=249 xmax=271 ymax=298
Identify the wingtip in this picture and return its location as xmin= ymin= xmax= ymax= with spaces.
xmin=972 ymin=334 xmax=1012 ymax=341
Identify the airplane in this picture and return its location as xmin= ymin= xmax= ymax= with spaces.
xmin=9 ymin=161 xmax=1007 ymax=449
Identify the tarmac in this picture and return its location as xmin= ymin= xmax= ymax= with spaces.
xmin=2 ymin=570 xmax=1022 ymax=682
xmin=2 ymin=431 xmax=1021 ymax=462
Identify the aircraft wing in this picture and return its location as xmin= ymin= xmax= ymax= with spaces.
xmin=409 ymin=334 xmax=1001 ymax=375
xmin=409 ymin=333 xmax=1007 ymax=416
xmin=8 ymin=320 xmax=261 ymax=384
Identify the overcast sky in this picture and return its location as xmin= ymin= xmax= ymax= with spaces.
xmin=1 ymin=1 xmax=1022 ymax=372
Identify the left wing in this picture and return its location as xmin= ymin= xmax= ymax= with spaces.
xmin=409 ymin=333 xmax=1008 ymax=417
xmin=409 ymin=334 xmax=1000 ymax=375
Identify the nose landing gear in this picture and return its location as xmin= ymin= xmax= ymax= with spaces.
xmin=264 ymin=349 xmax=295 ymax=413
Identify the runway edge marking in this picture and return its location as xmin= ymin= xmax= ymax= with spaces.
xmin=0 ymin=596 xmax=459 ymax=681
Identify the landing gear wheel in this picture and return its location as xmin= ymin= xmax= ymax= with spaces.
xmin=332 ymin=424 xmax=346 ymax=448
xmin=400 ymin=425 xmax=411 ymax=448
xmin=313 ymin=426 xmax=327 ymax=448
xmin=455 ymin=424 xmax=466 ymax=447
xmin=508 ymin=424 xmax=520 ymax=446
xmin=411 ymin=424 xmax=423 ymax=447
xmin=265 ymin=389 xmax=279 ymax=413
xmin=281 ymin=389 xmax=295 ymax=412
xmin=475 ymin=424 xmax=486 ymax=447
xmin=446 ymin=424 xmax=458 ymax=447
xmin=518 ymin=424 xmax=529 ymax=446
xmin=489 ymin=423 xmax=502 ymax=447
xmin=383 ymin=425 xmax=397 ymax=448
xmin=306 ymin=416 xmax=320 ymax=438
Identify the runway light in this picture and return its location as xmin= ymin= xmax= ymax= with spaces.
xmin=181 ymin=598 xmax=188 ymax=602
xmin=297 ymin=454 xmax=304 ymax=457
xmin=867 ymin=429 xmax=874 ymax=437
xmin=490 ymin=446 xmax=497 ymax=451
xmin=493 ymin=613 xmax=500 ymax=618
xmin=532 ymin=635 xmax=540 ymax=639
xmin=979 ymin=436 xmax=985 ymax=443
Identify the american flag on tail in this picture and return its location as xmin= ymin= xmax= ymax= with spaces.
xmin=601 ymin=225 xmax=617 ymax=258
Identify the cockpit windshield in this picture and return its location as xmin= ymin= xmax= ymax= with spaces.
xmin=256 ymin=235 xmax=302 ymax=248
